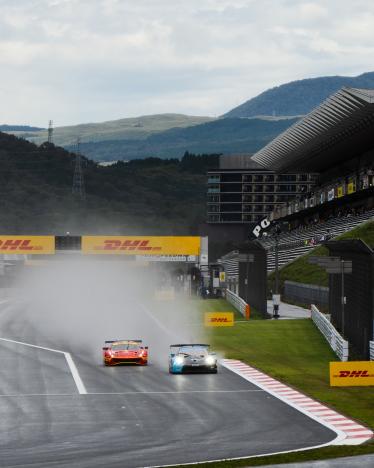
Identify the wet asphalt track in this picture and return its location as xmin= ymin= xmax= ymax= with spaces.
xmin=0 ymin=300 xmax=337 ymax=468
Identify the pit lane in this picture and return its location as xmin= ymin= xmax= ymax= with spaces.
xmin=0 ymin=300 xmax=337 ymax=468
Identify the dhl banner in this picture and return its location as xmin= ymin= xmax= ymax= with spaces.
xmin=330 ymin=361 xmax=374 ymax=386
xmin=204 ymin=312 xmax=234 ymax=327
xmin=337 ymin=186 xmax=344 ymax=198
xmin=0 ymin=236 xmax=55 ymax=254
xmin=81 ymin=236 xmax=201 ymax=255
xmin=219 ymin=271 xmax=226 ymax=282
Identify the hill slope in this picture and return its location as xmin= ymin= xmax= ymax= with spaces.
xmin=0 ymin=131 xmax=218 ymax=234
xmin=224 ymin=71 xmax=374 ymax=118
xmin=14 ymin=114 xmax=215 ymax=147
xmin=66 ymin=117 xmax=298 ymax=161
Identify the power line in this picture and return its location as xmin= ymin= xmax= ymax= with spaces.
xmin=47 ymin=120 xmax=54 ymax=144
xmin=72 ymin=137 xmax=86 ymax=200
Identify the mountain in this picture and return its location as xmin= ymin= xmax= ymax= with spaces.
xmin=0 ymin=125 xmax=44 ymax=132
xmin=12 ymin=114 xmax=215 ymax=147
xmin=65 ymin=117 xmax=298 ymax=161
xmin=0 ymin=131 xmax=218 ymax=235
xmin=224 ymin=71 xmax=374 ymax=118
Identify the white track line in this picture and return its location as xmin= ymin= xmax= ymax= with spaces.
xmin=0 ymin=337 xmax=87 ymax=395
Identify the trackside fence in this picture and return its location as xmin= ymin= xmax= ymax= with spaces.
xmin=370 ymin=341 xmax=374 ymax=361
xmin=311 ymin=304 xmax=349 ymax=361
xmin=225 ymin=289 xmax=249 ymax=319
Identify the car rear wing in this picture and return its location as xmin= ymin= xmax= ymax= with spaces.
xmin=105 ymin=340 xmax=143 ymax=344
xmin=170 ymin=344 xmax=209 ymax=348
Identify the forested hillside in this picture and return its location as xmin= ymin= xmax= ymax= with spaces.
xmin=66 ymin=117 xmax=297 ymax=161
xmin=0 ymin=132 xmax=218 ymax=234
xmin=224 ymin=71 xmax=374 ymax=118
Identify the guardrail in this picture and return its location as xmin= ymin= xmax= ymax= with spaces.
xmin=284 ymin=281 xmax=329 ymax=307
xmin=370 ymin=341 xmax=374 ymax=361
xmin=311 ymin=304 xmax=349 ymax=361
xmin=225 ymin=289 xmax=249 ymax=319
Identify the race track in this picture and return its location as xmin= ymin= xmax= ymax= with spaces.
xmin=0 ymin=299 xmax=337 ymax=468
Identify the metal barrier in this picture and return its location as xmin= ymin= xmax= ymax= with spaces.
xmin=370 ymin=341 xmax=374 ymax=361
xmin=225 ymin=289 xmax=249 ymax=318
xmin=311 ymin=304 xmax=349 ymax=361
xmin=284 ymin=281 xmax=329 ymax=306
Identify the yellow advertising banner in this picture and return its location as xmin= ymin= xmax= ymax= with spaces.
xmin=347 ymin=182 xmax=355 ymax=194
xmin=81 ymin=236 xmax=201 ymax=255
xmin=337 ymin=186 xmax=344 ymax=198
xmin=219 ymin=271 xmax=226 ymax=282
xmin=154 ymin=288 xmax=175 ymax=301
xmin=330 ymin=361 xmax=374 ymax=386
xmin=204 ymin=312 xmax=234 ymax=327
xmin=0 ymin=236 xmax=55 ymax=254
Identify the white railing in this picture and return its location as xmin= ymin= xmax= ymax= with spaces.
xmin=370 ymin=341 xmax=374 ymax=361
xmin=311 ymin=304 xmax=349 ymax=361
xmin=225 ymin=289 xmax=248 ymax=318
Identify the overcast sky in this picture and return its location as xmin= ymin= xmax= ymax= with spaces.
xmin=1 ymin=0 xmax=374 ymax=126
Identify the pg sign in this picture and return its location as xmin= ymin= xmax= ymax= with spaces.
xmin=252 ymin=218 xmax=271 ymax=238
xmin=330 ymin=361 xmax=374 ymax=386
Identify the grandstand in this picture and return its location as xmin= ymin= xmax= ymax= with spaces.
xmin=214 ymin=85 xmax=374 ymax=289
xmin=263 ymin=208 xmax=374 ymax=272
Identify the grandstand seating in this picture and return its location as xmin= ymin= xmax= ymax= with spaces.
xmin=260 ymin=209 xmax=374 ymax=272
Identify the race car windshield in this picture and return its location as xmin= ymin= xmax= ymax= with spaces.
xmin=112 ymin=343 xmax=139 ymax=351
xmin=179 ymin=346 xmax=208 ymax=356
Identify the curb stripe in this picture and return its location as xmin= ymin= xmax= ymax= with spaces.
xmin=221 ymin=359 xmax=373 ymax=446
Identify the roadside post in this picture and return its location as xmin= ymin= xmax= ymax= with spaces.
xmin=308 ymin=256 xmax=352 ymax=337
xmin=238 ymin=253 xmax=254 ymax=308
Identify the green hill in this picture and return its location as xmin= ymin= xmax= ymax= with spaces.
xmin=65 ymin=117 xmax=298 ymax=161
xmin=224 ymin=71 xmax=374 ymax=118
xmin=13 ymin=114 xmax=215 ymax=147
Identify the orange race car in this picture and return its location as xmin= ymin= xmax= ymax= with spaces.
xmin=102 ymin=340 xmax=148 ymax=366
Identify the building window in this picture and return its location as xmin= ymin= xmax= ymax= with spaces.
xmin=208 ymin=185 xmax=220 ymax=193
xmin=209 ymin=204 xmax=220 ymax=213
xmin=208 ymin=194 xmax=220 ymax=202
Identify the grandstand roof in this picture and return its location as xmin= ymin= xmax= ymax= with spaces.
xmin=252 ymin=87 xmax=374 ymax=173
xmin=219 ymin=154 xmax=265 ymax=170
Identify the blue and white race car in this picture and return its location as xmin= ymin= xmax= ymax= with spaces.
xmin=169 ymin=344 xmax=218 ymax=374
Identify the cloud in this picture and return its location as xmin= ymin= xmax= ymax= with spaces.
xmin=0 ymin=0 xmax=373 ymax=125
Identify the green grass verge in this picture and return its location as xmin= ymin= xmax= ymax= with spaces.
xmin=269 ymin=220 xmax=374 ymax=289
xmin=188 ymin=299 xmax=374 ymax=467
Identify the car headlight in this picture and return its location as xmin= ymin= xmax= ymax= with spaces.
xmin=205 ymin=356 xmax=216 ymax=365
xmin=174 ymin=355 xmax=184 ymax=365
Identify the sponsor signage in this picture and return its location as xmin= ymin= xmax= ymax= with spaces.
xmin=0 ymin=236 xmax=55 ymax=254
xmin=330 ymin=361 xmax=374 ymax=386
xmin=328 ymin=189 xmax=335 ymax=201
xmin=82 ymin=236 xmax=201 ymax=255
xmin=252 ymin=218 xmax=271 ymax=238
xmin=154 ymin=288 xmax=175 ymax=301
xmin=347 ymin=182 xmax=355 ymax=194
xmin=219 ymin=271 xmax=226 ymax=282
xmin=337 ymin=186 xmax=344 ymax=198
xmin=136 ymin=255 xmax=197 ymax=262
xmin=204 ymin=312 xmax=234 ymax=327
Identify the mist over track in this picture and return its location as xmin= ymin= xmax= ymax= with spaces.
xmin=0 ymin=276 xmax=336 ymax=467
